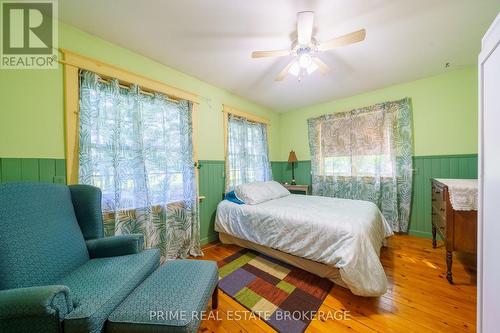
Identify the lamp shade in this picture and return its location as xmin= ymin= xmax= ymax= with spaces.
xmin=288 ymin=150 xmax=298 ymax=163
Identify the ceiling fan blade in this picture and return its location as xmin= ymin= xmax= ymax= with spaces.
xmin=312 ymin=57 xmax=330 ymax=74
xmin=317 ymin=29 xmax=366 ymax=51
xmin=275 ymin=60 xmax=296 ymax=81
xmin=251 ymin=50 xmax=290 ymax=58
xmin=297 ymin=11 xmax=314 ymax=45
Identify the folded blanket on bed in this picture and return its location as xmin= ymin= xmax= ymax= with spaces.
xmin=224 ymin=191 xmax=245 ymax=205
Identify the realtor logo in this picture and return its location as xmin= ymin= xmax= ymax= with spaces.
xmin=1 ymin=0 xmax=58 ymax=69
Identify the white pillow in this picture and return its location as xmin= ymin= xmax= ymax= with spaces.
xmin=235 ymin=181 xmax=290 ymax=205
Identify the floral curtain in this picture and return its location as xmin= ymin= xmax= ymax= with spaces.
xmin=226 ymin=114 xmax=272 ymax=190
xmin=307 ymin=98 xmax=413 ymax=232
xmin=78 ymin=70 xmax=202 ymax=260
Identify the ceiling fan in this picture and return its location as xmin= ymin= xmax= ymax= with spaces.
xmin=251 ymin=11 xmax=366 ymax=81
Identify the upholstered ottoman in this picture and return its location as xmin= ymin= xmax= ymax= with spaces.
xmin=106 ymin=260 xmax=218 ymax=333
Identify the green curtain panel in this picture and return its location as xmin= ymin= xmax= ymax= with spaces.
xmin=226 ymin=114 xmax=272 ymax=190
xmin=307 ymin=98 xmax=413 ymax=232
xmin=78 ymin=70 xmax=202 ymax=260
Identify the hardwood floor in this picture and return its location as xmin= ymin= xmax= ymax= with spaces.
xmin=198 ymin=235 xmax=476 ymax=333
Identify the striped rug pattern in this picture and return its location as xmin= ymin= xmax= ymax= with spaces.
xmin=217 ymin=249 xmax=333 ymax=333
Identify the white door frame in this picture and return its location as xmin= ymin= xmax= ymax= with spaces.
xmin=477 ymin=12 xmax=500 ymax=333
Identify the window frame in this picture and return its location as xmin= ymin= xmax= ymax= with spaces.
xmin=61 ymin=49 xmax=200 ymax=190
xmin=315 ymin=110 xmax=397 ymax=180
xmin=222 ymin=105 xmax=270 ymax=189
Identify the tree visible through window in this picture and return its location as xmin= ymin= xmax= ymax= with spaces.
xmin=322 ymin=154 xmax=394 ymax=177
xmin=225 ymin=114 xmax=272 ymax=190
xmin=308 ymin=98 xmax=413 ymax=232
xmin=78 ymin=70 xmax=202 ymax=259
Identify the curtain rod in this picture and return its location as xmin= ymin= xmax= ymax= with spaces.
xmin=227 ymin=112 xmax=264 ymax=124
xmin=95 ymin=77 xmax=180 ymax=104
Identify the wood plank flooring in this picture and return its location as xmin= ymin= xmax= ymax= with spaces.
xmin=197 ymin=235 xmax=476 ymax=333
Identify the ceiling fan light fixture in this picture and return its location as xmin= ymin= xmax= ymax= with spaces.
xmin=253 ymin=11 xmax=365 ymax=81
xmin=289 ymin=61 xmax=300 ymax=76
xmin=298 ymin=53 xmax=312 ymax=68
xmin=289 ymin=58 xmax=318 ymax=78
xmin=306 ymin=61 xmax=318 ymax=74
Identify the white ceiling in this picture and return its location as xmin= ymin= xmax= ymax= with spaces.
xmin=59 ymin=0 xmax=500 ymax=112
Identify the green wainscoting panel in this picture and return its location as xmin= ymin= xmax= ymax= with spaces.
xmin=1 ymin=158 xmax=21 ymax=181
xmin=198 ymin=160 xmax=226 ymax=245
xmin=0 ymin=156 xmax=477 ymax=240
xmin=0 ymin=158 xmax=66 ymax=183
xmin=409 ymin=154 xmax=477 ymax=237
xmin=198 ymin=160 xmax=288 ymax=245
xmin=270 ymin=161 xmax=283 ymax=183
xmin=270 ymin=154 xmax=478 ymax=237
xmin=0 ymin=157 xmax=223 ymax=246
xmin=272 ymin=161 xmax=312 ymax=185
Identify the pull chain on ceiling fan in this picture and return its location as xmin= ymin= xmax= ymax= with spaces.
xmin=251 ymin=11 xmax=366 ymax=81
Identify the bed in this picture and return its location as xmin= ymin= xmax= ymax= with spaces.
xmin=215 ymin=183 xmax=393 ymax=297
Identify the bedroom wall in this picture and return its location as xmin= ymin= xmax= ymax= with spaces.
xmin=0 ymin=20 xmax=478 ymax=241
xmin=277 ymin=66 xmax=477 ymax=160
xmin=0 ymin=21 xmax=281 ymax=161
xmin=274 ymin=67 xmax=478 ymax=237
xmin=0 ymin=21 xmax=280 ymax=245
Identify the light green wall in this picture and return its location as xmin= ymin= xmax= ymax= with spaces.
xmin=277 ymin=66 xmax=478 ymax=161
xmin=0 ymin=21 xmax=480 ymax=241
xmin=0 ymin=70 xmax=64 ymax=158
xmin=0 ymin=22 xmax=281 ymax=160
xmin=0 ymin=22 xmax=478 ymax=163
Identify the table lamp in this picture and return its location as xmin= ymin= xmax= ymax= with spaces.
xmin=288 ymin=150 xmax=298 ymax=185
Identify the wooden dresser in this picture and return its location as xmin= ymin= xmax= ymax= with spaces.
xmin=431 ymin=178 xmax=477 ymax=284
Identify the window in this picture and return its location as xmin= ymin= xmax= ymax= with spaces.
xmin=76 ymin=68 xmax=202 ymax=259
xmin=79 ymin=71 xmax=193 ymax=211
xmin=322 ymin=155 xmax=394 ymax=178
xmin=307 ymin=98 xmax=413 ymax=232
xmin=62 ymin=51 xmax=203 ymax=259
xmin=224 ymin=106 xmax=272 ymax=190
xmin=317 ymin=110 xmax=395 ymax=178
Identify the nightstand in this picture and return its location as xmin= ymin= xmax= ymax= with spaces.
xmin=282 ymin=184 xmax=310 ymax=195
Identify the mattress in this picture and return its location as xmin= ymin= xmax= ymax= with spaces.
xmin=218 ymin=232 xmax=347 ymax=288
xmin=215 ymin=194 xmax=393 ymax=296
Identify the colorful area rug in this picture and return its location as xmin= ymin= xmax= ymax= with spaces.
xmin=217 ymin=249 xmax=333 ymax=333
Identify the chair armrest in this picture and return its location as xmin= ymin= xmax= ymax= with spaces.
xmin=86 ymin=234 xmax=144 ymax=258
xmin=0 ymin=285 xmax=72 ymax=320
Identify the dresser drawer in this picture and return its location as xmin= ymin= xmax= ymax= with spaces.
xmin=432 ymin=185 xmax=447 ymax=218
xmin=432 ymin=207 xmax=446 ymax=236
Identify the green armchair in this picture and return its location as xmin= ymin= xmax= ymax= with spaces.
xmin=0 ymin=183 xmax=160 ymax=333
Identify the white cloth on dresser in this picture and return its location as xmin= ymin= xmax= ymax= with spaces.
xmin=435 ymin=179 xmax=478 ymax=211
